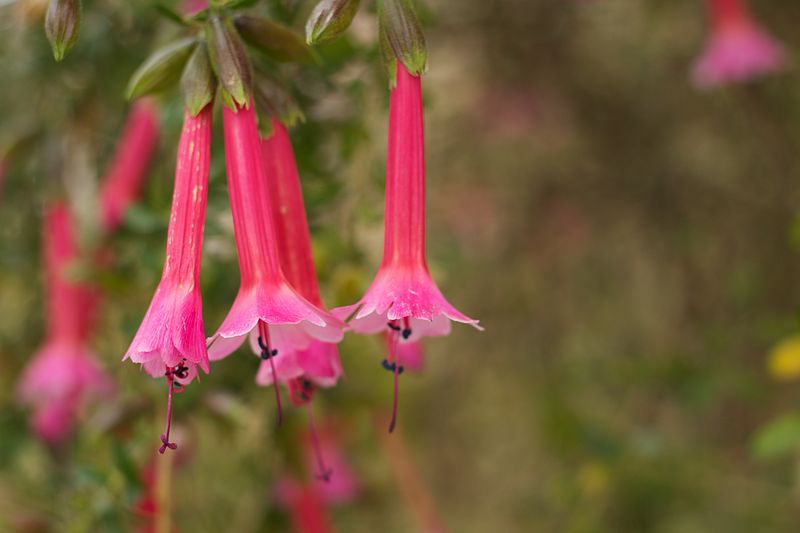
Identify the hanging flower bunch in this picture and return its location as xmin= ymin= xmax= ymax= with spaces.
xmin=120 ymin=0 xmax=480 ymax=454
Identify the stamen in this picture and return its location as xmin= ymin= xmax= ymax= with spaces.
xmin=402 ymin=317 xmax=412 ymax=340
xmin=306 ymin=404 xmax=333 ymax=483
xmin=159 ymin=362 xmax=186 ymax=454
xmin=258 ymin=320 xmax=283 ymax=426
xmin=387 ymin=320 xmax=402 ymax=433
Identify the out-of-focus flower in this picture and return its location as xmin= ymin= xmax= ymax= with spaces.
xmin=768 ymin=335 xmax=800 ymax=381
xmin=333 ymin=63 xmax=481 ymax=431
xmin=17 ymin=203 xmax=111 ymax=444
xmin=254 ymin=119 xmax=344 ymax=391
xmin=276 ymin=481 xmax=333 ymax=533
xmin=691 ymin=0 xmax=786 ymax=88
xmin=124 ymin=105 xmax=212 ymax=453
xmin=98 ymin=99 xmax=159 ymax=232
xmin=208 ymin=103 xmax=343 ymax=421
xmin=393 ymin=335 xmax=424 ymax=374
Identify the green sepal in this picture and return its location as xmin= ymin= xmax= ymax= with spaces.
xmin=253 ymin=70 xmax=304 ymax=131
xmin=305 ymin=0 xmax=360 ymax=44
xmin=378 ymin=0 xmax=426 ymax=76
xmin=126 ymin=38 xmax=197 ymax=100
xmin=44 ymin=0 xmax=81 ymax=61
xmin=206 ymin=15 xmax=252 ymax=109
xmin=181 ymin=43 xmax=217 ymax=116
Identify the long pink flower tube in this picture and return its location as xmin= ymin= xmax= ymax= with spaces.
xmin=691 ymin=0 xmax=786 ymax=88
xmin=98 ymin=99 xmax=160 ymax=232
xmin=254 ymin=119 xmax=343 ymax=391
xmin=18 ymin=203 xmax=111 ymax=444
xmin=333 ymin=64 xmax=481 ymax=431
xmin=209 ymin=104 xmax=343 ymax=422
xmin=124 ymin=105 xmax=212 ymax=453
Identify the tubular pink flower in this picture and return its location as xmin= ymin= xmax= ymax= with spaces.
xmin=124 ymin=106 xmax=211 ymax=378
xmin=691 ymin=0 xmax=786 ymax=88
xmin=98 ymin=99 xmax=160 ymax=232
xmin=254 ymin=120 xmax=343 ymax=390
xmin=17 ymin=203 xmax=111 ymax=444
xmin=208 ymin=105 xmax=343 ymax=363
xmin=333 ymin=63 xmax=481 ymax=431
xmin=123 ymin=106 xmax=211 ymax=453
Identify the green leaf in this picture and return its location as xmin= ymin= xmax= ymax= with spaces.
xmin=752 ymin=413 xmax=800 ymax=460
xmin=44 ymin=0 xmax=81 ymax=61
xmin=155 ymin=3 xmax=188 ymax=26
xmin=126 ymin=38 xmax=197 ymax=100
xmin=253 ymin=70 xmax=304 ymax=129
xmin=305 ymin=0 xmax=360 ymax=44
xmin=181 ymin=43 xmax=217 ymax=116
xmin=235 ymin=15 xmax=318 ymax=64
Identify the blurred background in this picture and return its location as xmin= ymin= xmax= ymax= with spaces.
xmin=3 ymin=0 xmax=800 ymax=531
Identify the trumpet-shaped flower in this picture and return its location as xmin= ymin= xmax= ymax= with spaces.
xmin=692 ymin=0 xmax=786 ymax=88
xmin=333 ymin=64 xmax=481 ymax=430
xmin=17 ymin=203 xmax=111 ymax=444
xmin=98 ymin=99 xmax=159 ymax=232
xmin=124 ymin=105 xmax=212 ymax=452
xmin=253 ymin=120 xmax=344 ymax=391
xmin=208 ymin=104 xmax=343 ymax=424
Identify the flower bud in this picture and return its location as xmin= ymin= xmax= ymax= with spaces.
xmin=181 ymin=43 xmax=217 ymax=116
xmin=206 ymin=14 xmax=252 ymax=108
xmin=378 ymin=0 xmax=426 ymax=76
xmin=305 ymin=0 xmax=360 ymax=44
xmin=126 ymin=38 xmax=197 ymax=100
xmin=234 ymin=15 xmax=317 ymax=64
xmin=44 ymin=0 xmax=80 ymax=61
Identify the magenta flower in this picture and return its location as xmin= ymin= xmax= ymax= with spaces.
xmin=98 ymin=99 xmax=159 ymax=232
xmin=208 ymin=104 xmax=343 ymax=422
xmin=333 ymin=64 xmax=481 ymax=430
xmin=392 ymin=335 xmax=424 ymax=374
xmin=691 ymin=0 xmax=787 ymax=88
xmin=123 ymin=105 xmax=212 ymax=453
xmin=254 ymin=119 xmax=344 ymax=391
xmin=17 ymin=203 xmax=111 ymax=444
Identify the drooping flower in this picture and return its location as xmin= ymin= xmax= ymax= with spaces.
xmin=208 ymin=103 xmax=344 ymax=422
xmin=98 ymin=99 xmax=159 ymax=232
xmin=17 ymin=202 xmax=111 ymax=444
xmin=254 ymin=119 xmax=344 ymax=391
xmin=691 ymin=0 xmax=786 ymax=88
xmin=333 ymin=63 xmax=481 ymax=430
xmin=124 ymin=105 xmax=212 ymax=453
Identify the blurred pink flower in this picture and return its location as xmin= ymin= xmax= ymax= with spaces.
xmin=692 ymin=0 xmax=787 ymax=88
xmin=304 ymin=427 xmax=359 ymax=504
xmin=333 ymin=64 xmax=481 ymax=430
xmin=124 ymin=105 xmax=212 ymax=452
xmin=254 ymin=120 xmax=343 ymax=390
xmin=17 ymin=203 xmax=111 ymax=444
xmin=208 ymin=104 xmax=343 ymax=421
xmin=393 ymin=336 xmax=424 ymax=374
xmin=98 ymin=99 xmax=159 ymax=232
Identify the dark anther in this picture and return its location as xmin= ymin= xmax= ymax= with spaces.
xmin=382 ymin=359 xmax=396 ymax=372
xmin=258 ymin=336 xmax=278 ymax=360
xmin=165 ymin=360 xmax=189 ymax=379
xmin=402 ymin=328 xmax=412 ymax=340
xmin=387 ymin=322 xmax=401 ymax=331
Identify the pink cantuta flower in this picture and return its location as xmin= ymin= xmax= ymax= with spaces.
xmin=691 ymin=0 xmax=787 ymax=88
xmin=254 ymin=119 xmax=344 ymax=391
xmin=17 ymin=203 xmax=111 ymax=444
xmin=333 ymin=64 xmax=481 ymax=431
xmin=123 ymin=105 xmax=212 ymax=453
xmin=98 ymin=99 xmax=159 ymax=232
xmin=208 ymin=103 xmax=343 ymax=423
